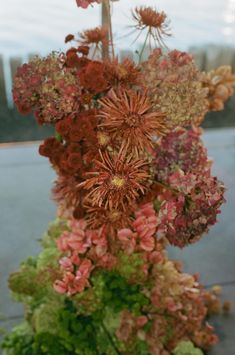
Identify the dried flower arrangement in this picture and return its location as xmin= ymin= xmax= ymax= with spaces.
xmin=2 ymin=1 xmax=235 ymax=354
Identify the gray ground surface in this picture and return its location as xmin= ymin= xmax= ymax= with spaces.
xmin=0 ymin=128 xmax=235 ymax=354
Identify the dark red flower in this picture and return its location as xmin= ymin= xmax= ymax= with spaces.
xmin=17 ymin=102 xmax=32 ymax=115
xmin=79 ymin=61 xmax=108 ymax=94
xmin=77 ymin=46 xmax=90 ymax=56
xmin=55 ymin=117 xmax=72 ymax=138
xmin=38 ymin=137 xmax=59 ymax=157
xmin=67 ymin=143 xmax=81 ymax=155
xmin=65 ymin=34 xmax=75 ymax=43
xmin=67 ymin=153 xmax=82 ymax=169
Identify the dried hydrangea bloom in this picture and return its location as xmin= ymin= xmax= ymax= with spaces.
xmin=142 ymin=49 xmax=208 ymax=128
xmin=132 ymin=6 xmax=171 ymax=47
xmin=116 ymin=255 xmax=219 ymax=353
xmin=13 ymin=53 xmax=81 ymax=123
xmin=13 ymin=54 xmax=63 ymax=115
xmin=155 ymin=170 xmax=225 ymax=247
xmin=99 ymin=88 xmax=167 ymax=154
xmin=202 ymin=65 xmax=235 ymax=111
xmin=154 ymin=127 xmax=211 ymax=182
xmin=80 ymin=147 xmax=150 ymax=211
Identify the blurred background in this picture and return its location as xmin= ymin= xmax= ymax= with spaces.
xmin=0 ymin=1 xmax=235 ymax=354
xmin=0 ymin=0 xmax=235 ymax=142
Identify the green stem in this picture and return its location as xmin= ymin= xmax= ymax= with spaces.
xmin=101 ymin=321 xmax=121 ymax=355
xmin=138 ymin=30 xmax=150 ymax=64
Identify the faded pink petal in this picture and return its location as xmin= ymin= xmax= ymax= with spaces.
xmin=53 ymin=280 xmax=67 ymax=294
xmin=59 ymin=256 xmax=73 ymax=272
xmin=118 ymin=228 xmax=133 ymax=240
xmin=136 ymin=316 xmax=148 ymax=328
xmin=140 ymin=236 xmax=155 ymax=252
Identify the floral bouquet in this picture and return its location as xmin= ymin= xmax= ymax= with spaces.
xmin=2 ymin=1 xmax=235 ymax=354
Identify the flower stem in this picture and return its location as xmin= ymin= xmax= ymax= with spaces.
xmin=102 ymin=0 xmax=115 ymax=59
xmin=138 ymin=30 xmax=149 ymax=64
xmin=101 ymin=321 xmax=121 ymax=354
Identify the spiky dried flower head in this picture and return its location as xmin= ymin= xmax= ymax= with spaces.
xmin=99 ymin=88 xmax=167 ymax=154
xmin=80 ymin=147 xmax=150 ymax=211
xmin=202 ymin=65 xmax=235 ymax=112
xmin=52 ymin=176 xmax=84 ymax=219
xmin=142 ymin=49 xmax=208 ymax=128
xmin=79 ymin=26 xmax=108 ymax=46
xmin=132 ymin=6 xmax=171 ymax=47
xmin=83 ymin=204 xmax=133 ymax=232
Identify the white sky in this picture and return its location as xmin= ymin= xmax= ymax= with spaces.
xmin=0 ymin=0 xmax=235 ymax=57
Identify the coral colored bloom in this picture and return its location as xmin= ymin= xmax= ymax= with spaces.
xmin=53 ymin=279 xmax=67 ymax=294
xmin=118 ymin=228 xmax=136 ymax=254
xmin=59 ymin=256 xmax=74 ymax=272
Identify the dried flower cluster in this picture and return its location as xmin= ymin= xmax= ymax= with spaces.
xmin=51 ymin=214 xmax=222 ymax=354
xmin=4 ymin=219 xmax=225 ymax=355
xmin=6 ymin=2 xmax=235 ymax=355
xmin=142 ymin=48 xmax=209 ymax=127
xmin=202 ymin=65 xmax=235 ymax=111
xmin=50 ymin=214 xmax=220 ymax=353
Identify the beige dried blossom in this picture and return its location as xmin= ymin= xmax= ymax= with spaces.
xmin=142 ymin=49 xmax=209 ymax=128
xmin=202 ymin=65 xmax=235 ymax=112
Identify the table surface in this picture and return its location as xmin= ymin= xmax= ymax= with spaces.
xmin=0 ymin=128 xmax=235 ymax=354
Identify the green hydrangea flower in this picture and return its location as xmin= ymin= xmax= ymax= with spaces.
xmin=173 ymin=341 xmax=204 ymax=355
